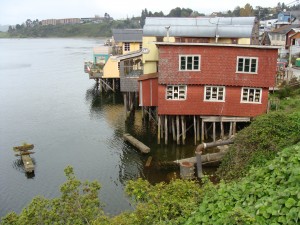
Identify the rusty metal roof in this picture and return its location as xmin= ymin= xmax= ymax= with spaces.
xmin=143 ymin=17 xmax=257 ymax=38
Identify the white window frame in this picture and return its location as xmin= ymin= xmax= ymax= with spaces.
xmin=236 ymin=56 xmax=258 ymax=74
xmin=241 ymin=87 xmax=262 ymax=103
xmin=124 ymin=42 xmax=130 ymax=51
xmin=179 ymin=55 xmax=201 ymax=71
xmin=166 ymin=85 xmax=187 ymax=100
xmin=204 ymin=86 xmax=225 ymax=102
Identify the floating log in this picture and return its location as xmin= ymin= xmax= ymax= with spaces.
xmin=123 ymin=133 xmax=150 ymax=153
xmin=13 ymin=144 xmax=34 ymax=152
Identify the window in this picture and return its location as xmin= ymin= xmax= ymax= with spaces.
xmin=241 ymin=87 xmax=262 ymax=103
xmin=124 ymin=42 xmax=130 ymax=51
xmin=179 ymin=55 xmax=200 ymax=71
xmin=166 ymin=85 xmax=187 ymax=100
xmin=204 ymin=86 xmax=225 ymax=102
xmin=139 ymin=43 xmax=142 ymax=50
xmin=237 ymin=57 xmax=258 ymax=73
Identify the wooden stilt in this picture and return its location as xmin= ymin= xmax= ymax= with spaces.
xmin=149 ymin=107 xmax=151 ymax=122
xmin=99 ymin=78 xmax=103 ymax=92
xmin=220 ymin=121 xmax=224 ymax=140
xmin=161 ymin=116 xmax=164 ymax=139
xmin=158 ymin=116 xmax=161 ymax=144
xmin=194 ymin=116 xmax=197 ymax=145
xmin=113 ymin=79 xmax=115 ymax=92
xmin=165 ymin=116 xmax=168 ymax=145
xmin=229 ymin=122 xmax=233 ymax=138
xmin=233 ymin=122 xmax=236 ymax=135
xmin=123 ymin=93 xmax=127 ymax=114
xmin=176 ymin=115 xmax=180 ymax=145
xmin=204 ymin=122 xmax=208 ymax=140
xmin=142 ymin=107 xmax=145 ymax=119
xmin=201 ymin=120 xmax=204 ymax=142
xmin=181 ymin=116 xmax=186 ymax=145
xmin=197 ymin=116 xmax=200 ymax=141
xmin=213 ymin=122 xmax=216 ymax=143
xmin=172 ymin=116 xmax=176 ymax=141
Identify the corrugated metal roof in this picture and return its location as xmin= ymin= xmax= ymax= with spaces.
xmin=112 ymin=29 xmax=143 ymax=42
xmin=143 ymin=17 xmax=256 ymax=38
xmin=111 ymin=50 xmax=142 ymax=62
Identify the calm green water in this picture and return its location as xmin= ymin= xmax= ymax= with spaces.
xmin=0 ymin=38 xmax=197 ymax=218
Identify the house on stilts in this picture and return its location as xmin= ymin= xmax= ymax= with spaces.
xmin=137 ymin=17 xmax=279 ymax=145
xmin=84 ymin=29 xmax=143 ymax=92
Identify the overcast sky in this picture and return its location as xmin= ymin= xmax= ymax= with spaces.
xmin=0 ymin=0 xmax=295 ymax=25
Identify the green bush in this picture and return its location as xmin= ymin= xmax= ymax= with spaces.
xmin=186 ymin=142 xmax=300 ymax=225
xmin=217 ymin=111 xmax=300 ymax=180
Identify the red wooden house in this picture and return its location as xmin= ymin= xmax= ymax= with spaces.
xmin=139 ymin=43 xmax=279 ymax=144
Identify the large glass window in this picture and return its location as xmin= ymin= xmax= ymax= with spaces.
xmin=179 ymin=55 xmax=200 ymax=71
xmin=166 ymin=85 xmax=187 ymax=100
xmin=241 ymin=87 xmax=262 ymax=103
xmin=237 ymin=57 xmax=258 ymax=73
xmin=204 ymin=86 xmax=225 ymax=102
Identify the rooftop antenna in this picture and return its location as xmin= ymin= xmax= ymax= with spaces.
xmin=165 ymin=26 xmax=170 ymax=42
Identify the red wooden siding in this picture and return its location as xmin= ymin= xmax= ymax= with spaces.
xmin=138 ymin=73 xmax=158 ymax=107
xmin=158 ymin=85 xmax=269 ymax=117
xmin=158 ymin=45 xmax=278 ymax=88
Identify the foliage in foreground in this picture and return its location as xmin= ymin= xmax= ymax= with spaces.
xmin=1 ymin=166 xmax=109 ymax=225
xmin=110 ymin=178 xmax=203 ymax=225
xmin=186 ymin=142 xmax=300 ymax=224
xmin=217 ymin=111 xmax=300 ymax=180
xmin=2 ymin=144 xmax=300 ymax=224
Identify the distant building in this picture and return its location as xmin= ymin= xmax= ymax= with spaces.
xmin=41 ymin=18 xmax=80 ymax=26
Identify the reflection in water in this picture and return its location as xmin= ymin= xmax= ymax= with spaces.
xmin=84 ymin=84 xmax=217 ymax=187
xmin=12 ymin=158 xmax=35 ymax=179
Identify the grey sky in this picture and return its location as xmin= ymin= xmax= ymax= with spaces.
xmin=0 ymin=0 xmax=296 ymax=25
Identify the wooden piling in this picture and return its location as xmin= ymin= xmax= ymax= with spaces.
xmin=172 ymin=116 xmax=176 ymax=141
xmin=176 ymin=115 xmax=180 ymax=145
xmin=213 ymin=122 xmax=216 ymax=143
xmin=220 ymin=121 xmax=224 ymax=140
xmin=194 ymin=115 xmax=197 ymax=145
xmin=197 ymin=116 xmax=200 ymax=142
xmin=201 ymin=120 xmax=204 ymax=142
xmin=158 ymin=116 xmax=161 ymax=144
xmin=181 ymin=116 xmax=186 ymax=145
xmin=165 ymin=115 xmax=168 ymax=145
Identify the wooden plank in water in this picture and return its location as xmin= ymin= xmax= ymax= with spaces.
xmin=123 ymin=133 xmax=150 ymax=153
xmin=13 ymin=144 xmax=34 ymax=152
xmin=145 ymin=156 xmax=152 ymax=167
xmin=21 ymin=155 xmax=35 ymax=173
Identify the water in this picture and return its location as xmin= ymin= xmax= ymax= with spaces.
xmin=0 ymin=38 xmax=197 ymax=218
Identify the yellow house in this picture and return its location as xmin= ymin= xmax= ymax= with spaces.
xmin=142 ymin=17 xmax=259 ymax=75
xmin=102 ymin=29 xmax=143 ymax=79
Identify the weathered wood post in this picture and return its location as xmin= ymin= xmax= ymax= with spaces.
xmin=180 ymin=161 xmax=195 ymax=179
xmin=176 ymin=115 xmax=180 ymax=145
xmin=194 ymin=115 xmax=197 ymax=145
xmin=195 ymin=150 xmax=203 ymax=178
xmin=165 ymin=115 xmax=168 ymax=145
xmin=172 ymin=116 xmax=176 ymax=141
xmin=158 ymin=116 xmax=161 ymax=144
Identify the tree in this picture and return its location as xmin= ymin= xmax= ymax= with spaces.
xmin=168 ymin=7 xmax=182 ymax=17
xmin=232 ymin=6 xmax=241 ymax=16
xmin=1 ymin=166 xmax=109 ymax=225
xmin=240 ymin=3 xmax=254 ymax=16
xmin=25 ymin=19 xmax=32 ymax=28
